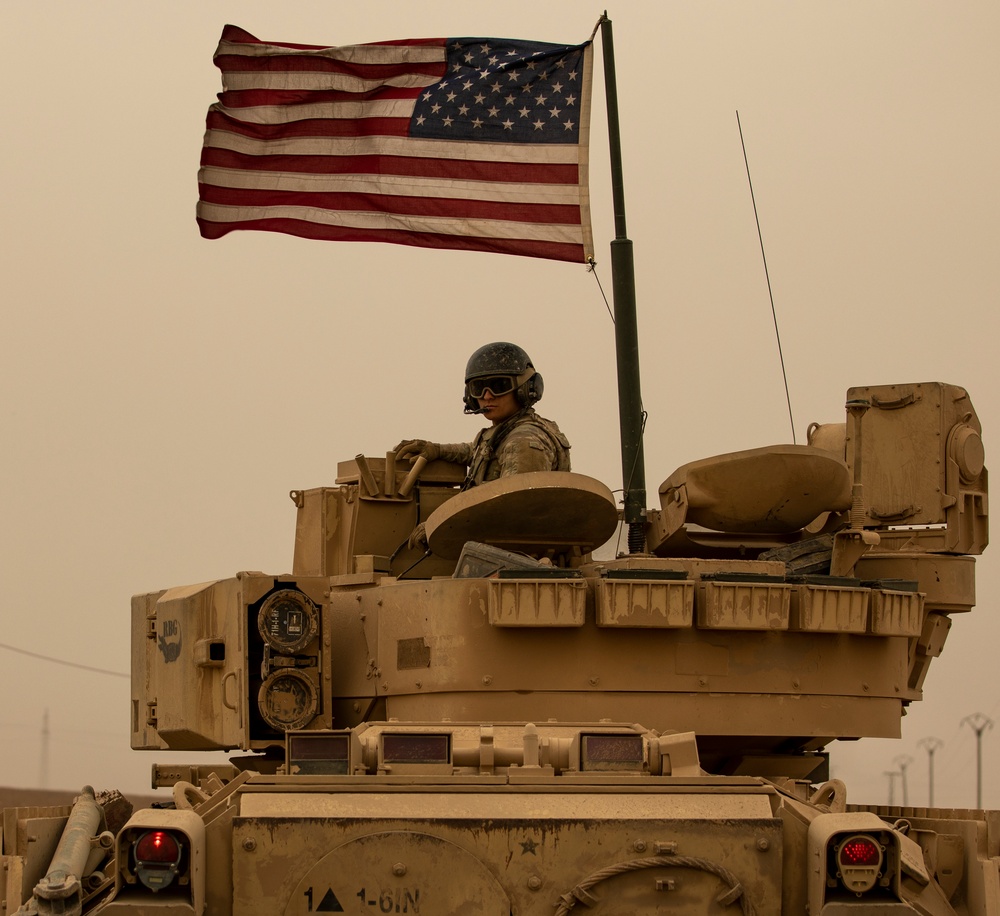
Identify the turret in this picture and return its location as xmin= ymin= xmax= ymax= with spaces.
xmin=130 ymin=381 xmax=986 ymax=780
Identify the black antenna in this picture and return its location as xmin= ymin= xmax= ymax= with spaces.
xmin=600 ymin=12 xmax=647 ymax=552
xmin=737 ymin=111 xmax=796 ymax=444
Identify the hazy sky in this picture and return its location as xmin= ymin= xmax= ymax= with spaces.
xmin=2 ymin=1 xmax=998 ymax=807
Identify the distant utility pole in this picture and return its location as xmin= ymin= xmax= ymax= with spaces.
xmin=894 ymin=755 xmax=914 ymax=807
xmin=41 ymin=708 xmax=50 ymax=789
xmin=918 ymin=737 xmax=944 ymax=807
xmin=961 ymin=713 xmax=993 ymax=809
xmin=884 ymin=770 xmax=899 ymax=807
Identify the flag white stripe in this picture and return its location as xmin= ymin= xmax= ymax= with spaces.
xmin=216 ymin=39 xmax=445 ymax=65
xmin=221 ymin=71 xmax=442 ymax=92
xmin=197 ymin=202 xmax=584 ymax=243
xmin=204 ymin=128 xmax=582 ymax=164
xmin=199 ymin=166 xmax=584 ymax=205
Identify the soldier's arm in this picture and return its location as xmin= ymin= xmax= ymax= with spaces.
xmin=394 ymin=439 xmax=474 ymax=466
xmin=438 ymin=442 xmax=475 ymax=465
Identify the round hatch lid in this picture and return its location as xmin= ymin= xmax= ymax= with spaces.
xmin=425 ymin=471 xmax=619 ymax=560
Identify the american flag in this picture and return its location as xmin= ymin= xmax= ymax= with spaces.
xmin=197 ymin=25 xmax=594 ymax=263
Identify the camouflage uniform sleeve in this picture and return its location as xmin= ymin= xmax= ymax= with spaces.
xmin=494 ymin=426 xmax=560 ymax=476
xmin=437 ymin=442 xmax=475 ymax=466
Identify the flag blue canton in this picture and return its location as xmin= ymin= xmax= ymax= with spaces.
xmin=409 ymin=38 xmax=588 ymax=144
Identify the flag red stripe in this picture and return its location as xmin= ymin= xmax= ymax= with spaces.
xmin=200 ymin=146 xmax=580 ymax=185
xmin=197 ymin=215 xmax=584 ymax=262
xmin=198 ymin=183 xmax=581 ymax=225
xmin=206 ymin=109 xmax=412 ymax=139
xmin=214 ymin=53 xmax=446 ymax=81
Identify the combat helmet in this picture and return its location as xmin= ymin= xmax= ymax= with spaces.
xmin=463 ymin=341 xmax=544 ymax=413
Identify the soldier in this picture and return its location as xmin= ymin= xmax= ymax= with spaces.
xmin=394 ymin=341 xmax=571 ymax=492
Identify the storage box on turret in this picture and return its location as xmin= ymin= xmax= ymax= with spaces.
xmin=863 ymin=579 xmax=925 ymax=637
xmin=596 ymin=568 xmax=694 ymax=628
xmin=787 ymin=574 xmax=869 ymax=634
xmin=696 ymin=572 xmax=792 ymax=631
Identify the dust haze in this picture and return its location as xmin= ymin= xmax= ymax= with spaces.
xmin=1 ymin=1 xmax=998 ymax=807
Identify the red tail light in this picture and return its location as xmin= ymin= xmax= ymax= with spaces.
xmin=133 ymin=829 xmax=184 ymax=891
xmin=839 ymin=836 xmax=881 ymax=868
xmin=135 ymin=830 xmax=180 ymax=863
xmin=835 ymin=833 xmax=884 ymax=894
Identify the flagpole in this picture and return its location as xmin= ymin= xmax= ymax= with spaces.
xmin=600 ymin=12 xmax=647 ymax=552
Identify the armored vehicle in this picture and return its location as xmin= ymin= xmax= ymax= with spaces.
xmin=2 ymin=380 xmax=996 ymax=914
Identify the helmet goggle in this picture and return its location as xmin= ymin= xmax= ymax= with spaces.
xmin=467 ymin=375 xmax=518 ymax=399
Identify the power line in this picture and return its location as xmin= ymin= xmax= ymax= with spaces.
xmin=0 ymin=641 xmax=128 ymax=679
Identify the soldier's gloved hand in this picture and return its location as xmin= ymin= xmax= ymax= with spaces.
xmin=394 ymin=439 xmax=441 ymax=463
xmin=407 ymin=522 xmax=428 ymax=551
